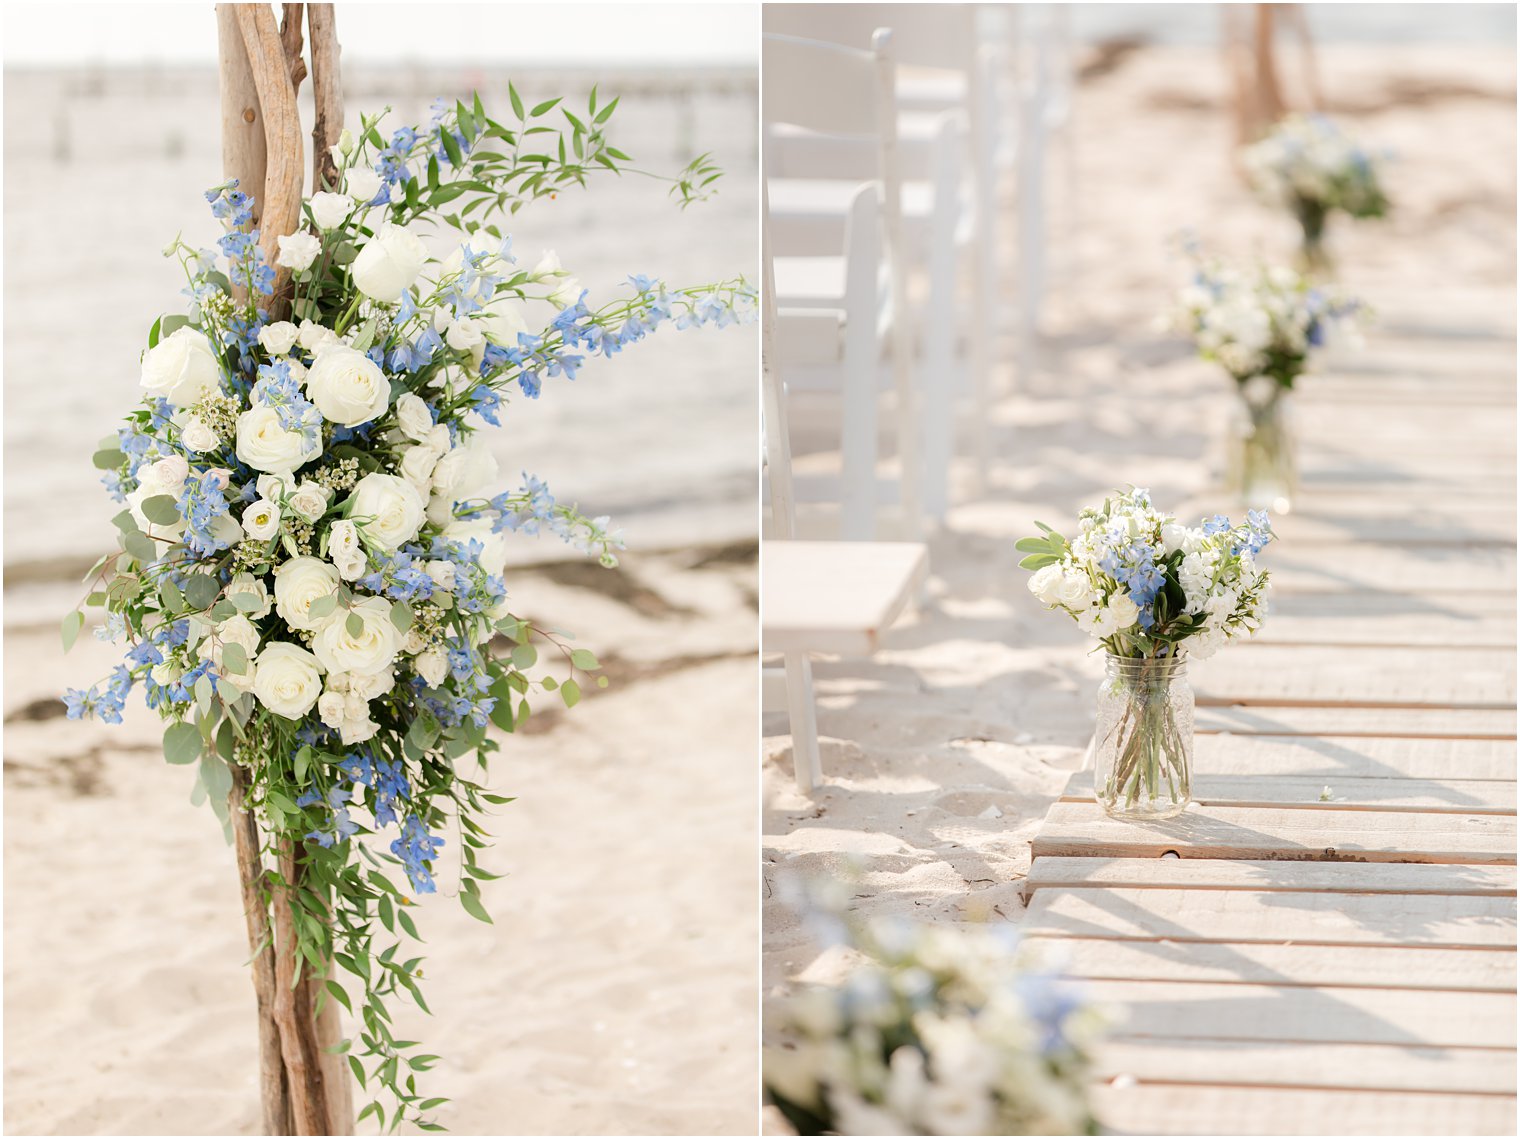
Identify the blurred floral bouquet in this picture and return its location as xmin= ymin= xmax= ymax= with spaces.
xmin=64 ymin=90 xmax=751 ymax=1129
xmin=764 ymin=880 xmax=1103 ymax=1136
xmin=1174 ymin=252 xmax=1361 ymax=509
xmin=1020 ymin=489 xmax=1273 ymax=816
xmin=1242 ymin=113 xmax=1389 ymax=269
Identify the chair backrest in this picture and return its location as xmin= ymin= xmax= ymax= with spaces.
xmin=762 ymin=32 xmax=886 ymax=140
xmin=763 ymin=4 xmax=975 ymax=73
xmin=761 ymin=182 xmax=797 ymax=541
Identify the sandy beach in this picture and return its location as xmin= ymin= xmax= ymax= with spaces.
xmin=762 ymin=36 xmax=1516 ymax=1129
xmin=3 ymin=65 xmax=760 ymax=1135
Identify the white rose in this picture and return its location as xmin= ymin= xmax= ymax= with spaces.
xmin=327 ymin=519 xmax=368 ymax=581
xmin=398 ymin=444 xmax=442 ymax=495
xmin=473 ymin=296 xmax=531 ymax=368
xmin=256 ymin=472 xmax=292 ymax=501
xmin=415 ymin=647 xmax=448 ymax=687
xmin=350 ymin=472 xmax=426 ymax=550
xmin=235 ymin=406 xmax=321 ymax=473
xmin=346 ymin=167 xmax=383 ymax=203
xmin=257 ymin=320 xmax=301 ymax=357
xmin=395 ymin=393 xmax=435 ymax=443
xmin=242 ymin=499 xmax=282 ymax=541
xmin=308 ymin=191 xmax=355 ymax=230
xmin=1054 ymin=571 xmax=1092 ymax=610
xmin=276 ymin=230 xmax=322 ymax=272
xmin=403 ymin=628 xmax=428 ymax=655
xmin=423 ymin=559 xmax=456 ymax=591
xmin=181 ymin=417 xmax=218 ymax=453
xmin=317 ymin=690 xmax=347 ymax=730
xmin=444 ymin=516 xmax=508 ymax=578
xmin=304 ymin=344 xmax=390 ymax=427
xmin=1028 ymin=564 xmax=1063 ymax=606
xmin=351 ymin=222 xmax=428 ymax=303
xmin=430 ymin=434 xmax=499 ymax=504
xmin=227 ymin=573 xmax=273 ymax=620
xmin=141 ymin=326 xmax=222 ymax=408
xmin=126 ymin=455 xmax=191 ymax=534
xmin=201 ymin=614 xmax=262 ymax=693
xmin=298 ymin=320 xmax=340 ymax=353
xmin=349 ymin=667 xmax=395 ymax=701
xmin=253 ymin=641 xmax=324 ymax=719
xmin=548 ymin=276 xmax=584 ymax=309
xmin=424 ymin=424 xmax=451 ymax=453
xmin=311 ymin=595 xmax=403 ymax=676
xmin=287 ymin=481 xmax=332 ymax=523
xmin=1107 ymin=592 xmax=1141 ymax=630
xmin=273 ymin=556 xmax=341 ymax=631
xmin=338 ymin=713 xmax=380 ymax=746
xmin=443 ymin=317 xmax=485 ymax=352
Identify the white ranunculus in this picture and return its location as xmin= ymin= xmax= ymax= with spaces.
xmin=1107 ymin=591 xmax=1141 ymax=630
xmin=273 ymin=556 xmax=341 ymax=631
xmin=308 ymin=191 xmax=355 ymax=230
xmin=276 ymin=230 xmax=322 ymax=272
xmin=227 ymin=572 xmax=273 ymax=620
xmin=253 ymin=641 xmax=324 ymax=719
xmin=346 ymin=167 xmax=383 ymax=204
xmin=304 ymin=344 xmax=390 ymax=427
xmin=327 ymin=519 xmax=367 ymax=581
xmin=235 ymin=406 xmax=321 ymax=473
xmin=1028 ymin=563 xmax=1063 ymax=606
xmin=444 ymin=516 xmax=508 ymax=577
xmin=398 ymin=444 xmax=442 ymax=495
xmin=350 ymin=472 xmax=426 ymax=550
xmin=242 ymin=498 xmax=282 ymax=541
xmin=141 ymin=326 xmax=223 ymax=408
xmin=311 ymin=595 xmax=403 ymax=676
xmin=430 ymin=434 xmax=499 ymax=505
xmin=287 ymin=481 xmax=332 ymax=523
xmin=394 ymin=392 xmax=435 ymax=443
xmin=258 ymin=320 xmax=301 ymax=357
xmin=351 ymin=222 xmax=428 ymax=303
xmin=181 ymin=416 xmax=218 ymax=453
xmin=298 ymin=320 xmax=340 ymax=353
xmin=415 ymin=647 xmax=448 ymax=687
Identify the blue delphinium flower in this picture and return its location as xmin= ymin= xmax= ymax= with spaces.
xmin=392 ymin=814 xmax=444 ymax=894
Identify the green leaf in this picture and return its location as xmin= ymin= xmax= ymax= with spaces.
xmin=390 ymin=600 xmax=413 ymax=634
xmin=397 ymin=908 xmax=421 ymax=941
xmin=350 ymin=1059 xmax=370 ymax=1091
xmin=324 ymin=979 xmax=353 ymax=1013
xmin=60 ymin=611 xmax=85 ymax=653
xmin=440 ymin=128 xmax=463 ymax=169
xmin=124 ymin=531 xmax=158 ymax=563
xmin=163 ymin=722 xmax=203 ymax=766
xmin=142 ymin=495 xmax=181 ymax=526
xmin=569 ymin=648 xmax=599 ymax=671
xmin=458 ymin=889 xmax=493 ymax=924
xmin=185 ymin=574 xmax=220 ymax=610
xmin=294 ymin=745 xmax=312 ymax=782
xmin=1014 ymin=536 xmax=1054 ymax=554
xmin=510 ymin=643 xmax=537 ymax=670
xmin=231 ymin=591 xmax=264 ymax=613
xmin=222 ymin=642 xmax=248 ymax=675
xmin=160 ymin=577 xmax=185 ymax=614
xmin=529 ymin=97 xmax=561 ymax=117
xmin=560 ymin=679 xmax=581 ymax=709
xmin=159 ymin=313 xmax=191 ymax=339
xmin=593 ymin=95 xmax=619 ymax=125
xmin=1018 ymin=553 xmax=1059 ymax=570
xmin=345 ymin=611 xmax=364 ymax=638
xmin=508 ymin=82 xmax=524 ymax=121
xmin=309 ymin=594 xmax=339 ymax=621
xmin=92 ymin=448 xmax=127 ymax=470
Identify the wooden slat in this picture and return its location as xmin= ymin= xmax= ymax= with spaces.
xmin=1196 ymin=705 xmax=1517 ymax=739
xmin=1192 ymin=734 xmax=1517 ymax=780
xmin=1256 ymin=591 xmax=1515 ymax=648
xmin=1060 ymin=771 xmax=1515 ymax=814
xmin=1094 ymin=1038 xmax=1516 ymax=1095
xmin=1189 ymin=645 xmax=1515 ymax=710
xmin=1030 ymin=803 xmax=1515 ymax=864
xmin=1024 ymin=857 xmax=1518 ymax=897
xmin=1023 ymin=886 xmax=1516 ymax=948
xmin=1261 ymin=544 xmax=1515 ymax=595
xmin=1024 ymin=935 xmax=1516 ymax=993
xmin=1091 ymin=1084 xmax=1517 ymax=1136
xmin=1270 ymin=509 xmax=1516 ymax=546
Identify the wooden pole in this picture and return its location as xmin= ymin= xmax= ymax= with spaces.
xmin=308 ymin=5 xmax=344 ymax=194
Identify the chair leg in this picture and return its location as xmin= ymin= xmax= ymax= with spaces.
xmin=784 ymin=652 xmax=822 ymax=793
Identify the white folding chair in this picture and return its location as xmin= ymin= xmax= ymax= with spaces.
xmin=763 ymin=29 xmax=922 ymax=541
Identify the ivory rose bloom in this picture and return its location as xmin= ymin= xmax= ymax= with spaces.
xmin=253 ymin=642 xmax=324 ymax=719
xmin=345 ymin=166 xmax=383 ymax=204
xmin=287 ymin=481 xmax=332 ymax=524
xmin=235 ymin=406 xmax=321 ymax=473
xmin=415 ymin=647 xmax=448 ymax=687
xmin=201 ymin=614 xmax=262 ymax=693
xmin=430 ymin=434 xmax=499 ymax=504
xmin=126 ymin=455 xmax=189 ymax=533
xmin=305 ymin=345 xmax=390 ymax=427
xmin=276 ymin=231 xmax=321 ymax=272
xmin=311 ymin=596 xmax=403 ymax=676
xmin=227 ymin=573 xmax=273 ymax=620
xmin=273 ymin=556 xmax=341 ymax=631
xmin=181 ymin=416 xmax=218 ymax=453
xmin=1106 ymin=592 xmax=1141 ymax=630
xmin=308 ymin=191 xmax=355 ymax=230
xmin=327 ymin=519 xmax=367 ymax=581
xmin=1028 ymin=564 xmax=1063 ymax=606
xmin=140 ymin=326 xmax=222 ymax=408
xmin=399 ymin=444 xmax=442 ymax=494
xmin=298 ymin=320 xmax=340 ymax=353
xmin=351 ymin=473 xmax=426 ymax=550
xmin=395 ymin=393 xmax=435 ymax=443
xmin=257 ymin=320 xmax=301 ymax=357
xmin=351 ymin=222 xmax=427 ymax=303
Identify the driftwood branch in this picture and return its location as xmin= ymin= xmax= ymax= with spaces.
xmin=216 ymin=7 xmax=268 ymax=233
xmin=307 ymin=4 xmax=345 ymax=193
xmin=271 ymin=846 xmax=335 ymax=1134
xmin=233 ymin=3 xmax=305 ymax=318
xmin=279 ymin=4 xmax=308 ymax=92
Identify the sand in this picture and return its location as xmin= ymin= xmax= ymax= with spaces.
xmin=2 ymin=64 xmax=760 ymax=1136
xmin=762 ymin=37 xmax=1516 ymax=1130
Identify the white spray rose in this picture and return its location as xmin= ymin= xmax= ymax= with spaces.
xmin=351 ymin=222 xmax=428 ymax=303
xmin=349 ymin=667 xmax=395 ymax=702
xmin=275 ymin=231 xmax=321 ymax=272
xmin=1028 ymin=563 xmax=1064 ymax=606
xmin=345 ymin=166 xmax=383 ymax=204
xmin=327 ymin=519 xmax=368 ymax=581
xmin=395 ymin=392 xmax=435 ymax=442
xmin=298 ymin=320 xmax=340 ymax=353
xmin=227 ymin=572 xmax=273 ymax=620
xmin=1054 ymin=571 xmax=1093 ymax=611
xmin=141 ymin=326 xmax=222 ymax=408
xmin=350 ymin=472 xmax=426 ymax=550
xmin=287 ymin=481 xmax=332 ymax=523
xmin=398 ymin=444 xmax=442 ymax=495
xmin=201 ymin=613 xmax=262 ymax=693
xmin=253 ymin=642 xmax=324 ymax=719
xmin=304 ymin=344 xmax=390 ymax=427
xmin=443 ymin=317 xmax=485 ymax=352
xmin=415 ymin=647 xmax=448 ymax=687
xmin=311 ymin=596 xmax=403 ymax=676
xmin=235 ymin=406 xmax=321 ymax=473
xmin=242 ymin=499 xmax=282 ymax=541
xmin=308 ymin=191 xmax=354 ymax=230
xmin=257 ymin=321 xmax=301 ymax=357
xmin=1106 ymin=592 xmax=1141 ymax=630
xmin=181 ymin=417 xmax=218 ymax=453
xmin=317 ymin=690 xmax=347 ymax=730
xmin=430 ymin=434 xmax=500 ymax=504
xmin=273 ymin=556 xmax=341 ymax=631
xmin=423 ymin=560 xmax=456 ymax=591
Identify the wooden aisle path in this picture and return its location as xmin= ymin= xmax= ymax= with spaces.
xmin=1024 ymin=309 xmax=1519 ymax=1135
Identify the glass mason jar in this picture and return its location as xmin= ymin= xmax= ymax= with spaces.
xmin=1293 ymin=196 xmax=1332 ymax=276
xmin=1229 ymin=377 xmax=1296 ymax=514
xmin=1093 ymin=654 xmax=1194 ymax=820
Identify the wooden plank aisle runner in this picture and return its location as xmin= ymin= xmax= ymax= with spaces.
xmin=1024 ymin=325 xmax=1519 ymax=1135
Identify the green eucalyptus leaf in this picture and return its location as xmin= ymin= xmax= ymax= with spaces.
xmin=569 ymin=648 xmax=599 ymax=671
xmin=185 ymin=575 xmax=220 ymax=610
xmin=345 ymin=611 xmax=364 ymax=638
xmin=92 ymin=448 xmax=127 ymax=470
xmin=60 ymin=611 xmax=85 ymax=653
xmin=560 ymin=679 xmax=581 ymax=709
xmin=163 ymin=721 xmax=203 ymax=765
xmin=142 ymin=495 xmax=181 ymax=526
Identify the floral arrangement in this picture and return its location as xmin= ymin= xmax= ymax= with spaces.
xmin=1020 ymin=488 xmax=1273 ymax=661
xmin=1174 ymin=252 xmax=1361 ymax=394
xmin=63 ymin=90 xmax=751 ymax=1130
xmin=1242 ymin=113 xmax=1388 ymax=261
xmin=764 ymin=879 xmax=1103 ymax=1136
